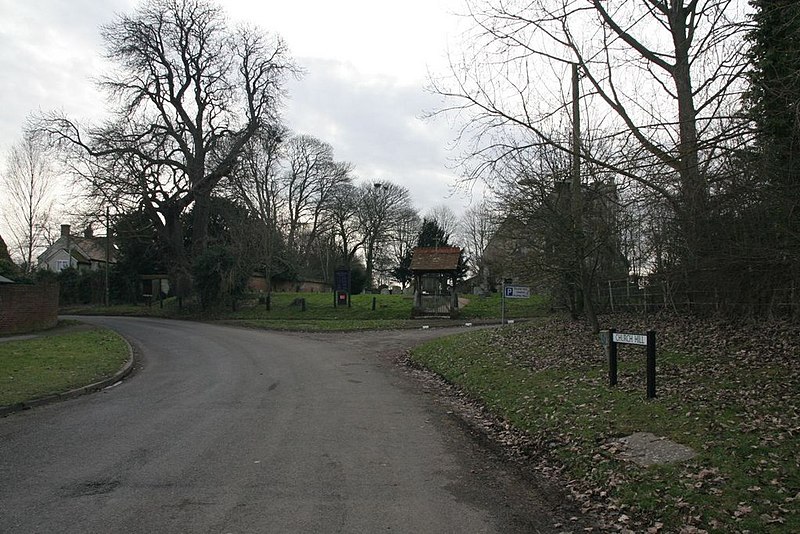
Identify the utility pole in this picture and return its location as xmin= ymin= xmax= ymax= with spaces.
xmin=105 ymin=207 xmax=110 ymax=307
xmin=571 ymin=62 xmax=599 ymax=332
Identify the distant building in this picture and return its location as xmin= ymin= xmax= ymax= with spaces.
xmin=483 ymin=179 xmax=628 ymax=305
xmin=248 ymin=274 xmax=332 ymax=293
xmin=38 ymin=224 xmax=116 ymax=272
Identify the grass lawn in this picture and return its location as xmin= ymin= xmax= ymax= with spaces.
xmin=0 ymin=326 xmax=130 ymax=406
xmin=62 ymin=291 xmax=551 ymax=324
xmin=411 ymin=316 xmax=799 ymax=532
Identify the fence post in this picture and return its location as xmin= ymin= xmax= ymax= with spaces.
xmin=643 ymin=285 xmax=648 ymax=314
xmin=608 ymin=280 xmax=615 ymax=312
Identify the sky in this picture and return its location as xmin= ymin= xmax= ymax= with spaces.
xmin=0 ymin=0 xmax=480 ymax=218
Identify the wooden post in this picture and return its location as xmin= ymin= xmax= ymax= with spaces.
xmin=452 ymin=274 xmax=458 ymax=310
xmin=646 ymin=330 xmax=657 ymax=399
xmin=608 ymin=328 xmax=618 ymax=386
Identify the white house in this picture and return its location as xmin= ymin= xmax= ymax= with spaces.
xmin=38 ymin=224 xmax=116 ymax=272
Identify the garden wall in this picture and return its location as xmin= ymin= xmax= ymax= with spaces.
xmin=0 ymin=283 xmax=60 ymax=335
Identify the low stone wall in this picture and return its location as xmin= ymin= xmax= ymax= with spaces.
xmin=0 ymin=283 xmax=60 ymax=335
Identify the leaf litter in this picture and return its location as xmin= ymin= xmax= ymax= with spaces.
xmin=405 ymin=313 xmax=800 ymax=533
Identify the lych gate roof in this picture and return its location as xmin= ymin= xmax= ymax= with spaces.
xmin=410 ymin=247 xmax=462 ymax=272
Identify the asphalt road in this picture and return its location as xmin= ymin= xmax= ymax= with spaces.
xmin=0 ymin=317 xmax=574 ymax=533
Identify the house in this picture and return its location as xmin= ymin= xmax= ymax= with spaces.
xmin=38 ymin=224 xmax=116 ymax=272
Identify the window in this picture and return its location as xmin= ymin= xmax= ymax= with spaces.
xmin=56 ymin=260 xmax=69 ymax=271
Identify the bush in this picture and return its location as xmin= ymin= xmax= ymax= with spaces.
xmin=192 ymin=245 xmax=250 ymax=309
xmin=57 ymin=268 xmax=105 ymax=305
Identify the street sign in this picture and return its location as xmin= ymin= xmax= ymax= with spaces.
xmin=612 ymin=332 xmax=648 ymax=346
xmin=504 ymin=285 xmax=530 ymax=299
xmin=604 ymin=328 xmax=658 ymax=399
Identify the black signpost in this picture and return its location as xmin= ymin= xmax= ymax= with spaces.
xmin=603 ymin=328 xmax=657 ymax=399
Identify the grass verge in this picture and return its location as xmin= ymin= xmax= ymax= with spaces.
xmin=0 ymin=327 xmax=130 ymax=407
xmin=410 ymin=316 xmax=799 ymax=532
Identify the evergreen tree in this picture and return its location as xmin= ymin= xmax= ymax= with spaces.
xmin=390 ymin=249 xmax=413 ymax=289
xmin=416 ymin=218 xmax=449 ymax=248
xmin=0 ymin=234 xmax=20 ymax=279
xmin=744 ymin=0 xmax=800 ymax=306
xmin=746 ymin=0 xmax=800 ymax=166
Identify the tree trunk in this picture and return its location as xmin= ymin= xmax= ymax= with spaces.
xmin=670 ymin=1 xmax=709 ymax=273
xmin=159 ymin=206 xmax=191 ymax=299
xmin=191 ymin=187 xmax=212 ymax=259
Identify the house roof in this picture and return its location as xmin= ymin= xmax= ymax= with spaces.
xmin=71 ymin=236 xmax=115 ymax=263
xmin=0 ymin=275 xmax=14 ymax=283
xmin=410 ymin=247 xmax=462 ymax=272
xmin=38 ymin=235 xmax=116 ymax=265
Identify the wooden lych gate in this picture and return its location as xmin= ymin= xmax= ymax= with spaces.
xmin=410 ymin=246 xmax=462 ymax=318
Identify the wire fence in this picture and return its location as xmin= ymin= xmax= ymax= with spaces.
xmin=594 ymin=276 xmax=799 ymax=318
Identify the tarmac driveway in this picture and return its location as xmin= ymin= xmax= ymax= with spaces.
xmin=0 ymin=317 xmax=576 ymax=533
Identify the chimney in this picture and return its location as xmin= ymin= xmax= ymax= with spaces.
xmin=84 ymin=226 xmax=93 ymax=238
xmin=61 ymin=224 xmax=71 ymax=237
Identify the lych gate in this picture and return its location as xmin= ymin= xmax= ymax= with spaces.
xmin=410 ymin=246 xmax=462 ymax=318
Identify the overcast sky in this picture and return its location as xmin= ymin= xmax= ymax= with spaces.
xmin=0 ymin=0 xmax=479 ymax=216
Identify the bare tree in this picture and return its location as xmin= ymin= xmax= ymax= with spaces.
xmin=281 ymin=134 xmax=352 ymax=275
xmin=327 ymin=182 xmax=365 ymax=268
xmin=229 ymin=125 xmax=288 ymax=291
xmin=1 ymin=131 xmax=57 ymax=272
xmin=387 ymin=206 xmax=421 ymax=289
xmin=37 ymin=0 xmax=295 ymax=294
xmin=433 ymin=0 xmax=751 ymax=292
xmin=460 ymin=200 xmax=497 ymax=281
xmin=357 ymin=181 xmax=414 ymax=288
xmin=487 ymin=142 xmax=627 ymax=328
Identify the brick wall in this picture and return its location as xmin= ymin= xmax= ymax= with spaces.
xmin=0 ymin=283 xmax=60 ymax=335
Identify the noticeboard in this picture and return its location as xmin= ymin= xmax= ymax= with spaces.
xmin=334 ymin=269 xmax=350 ymax=292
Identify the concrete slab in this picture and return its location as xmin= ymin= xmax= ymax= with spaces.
xmin=612 ymin=432 xmax=696 ymax=467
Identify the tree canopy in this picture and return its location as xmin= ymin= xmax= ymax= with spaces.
xmin=37 ymin=0 xmax=296 ymax=296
